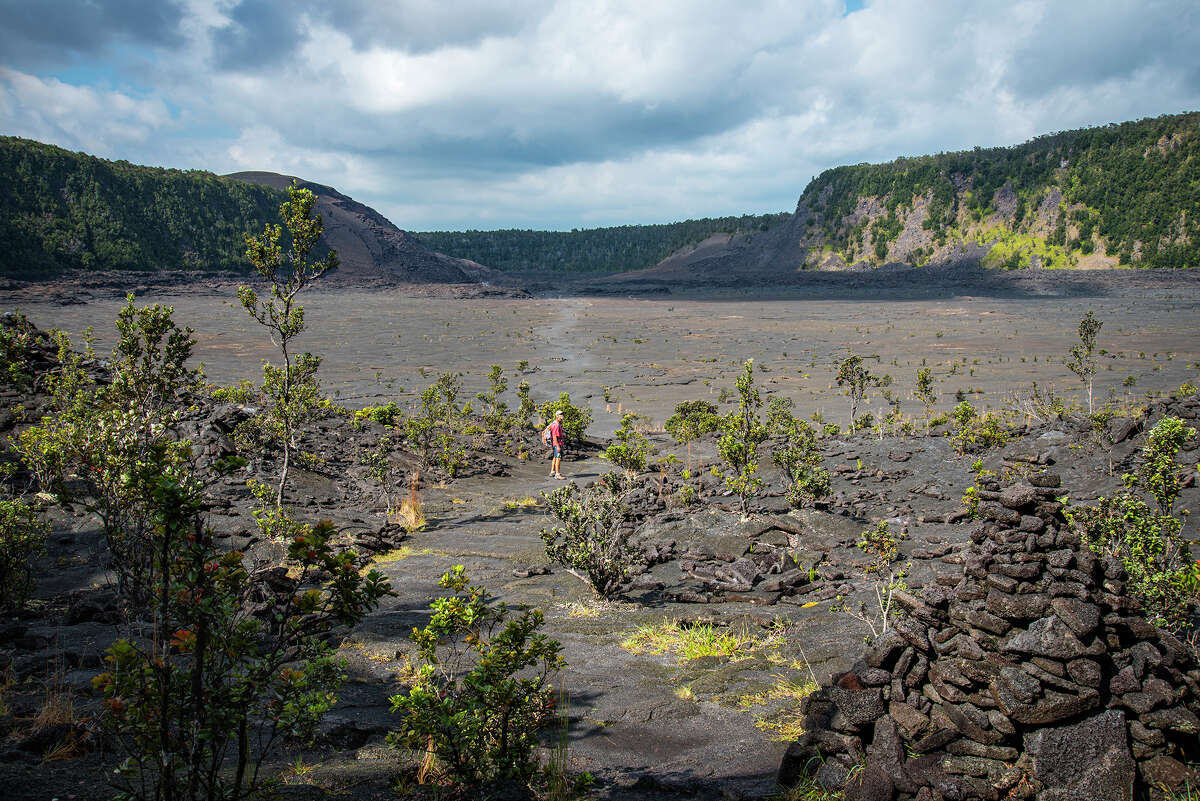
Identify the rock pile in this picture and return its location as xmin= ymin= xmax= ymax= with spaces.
xmin=778 ymin=475 xmax=1200 ymax=801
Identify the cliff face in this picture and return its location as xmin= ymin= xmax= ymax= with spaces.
xmin=786 ymin=111 xmax=1200 ymax=273
xmin=606 ymin=111 xmax=1199 ymax=287
xmin=227 ymin=172 xmax=489 ymax=286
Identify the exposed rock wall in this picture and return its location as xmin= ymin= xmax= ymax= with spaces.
xmin=778 ymin=475 xmax=1200 ymax=801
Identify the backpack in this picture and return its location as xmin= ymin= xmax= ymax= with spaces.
xmin=542 ymin=424 xmax=553 ymax=447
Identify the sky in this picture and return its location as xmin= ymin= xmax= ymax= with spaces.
xmin=1 ymin=1 xmax=1198 ymax=232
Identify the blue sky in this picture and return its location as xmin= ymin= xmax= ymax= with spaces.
xmin=1 ymin=0 xmax=1198 ymax=231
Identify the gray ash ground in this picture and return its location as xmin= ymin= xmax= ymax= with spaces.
xmin=1 ymin=274 xmax=1199 ymax=800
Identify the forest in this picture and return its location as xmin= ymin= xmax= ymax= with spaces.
xmin=801 ymin=111 xmax=1200 ymax=269
xmin=0 ymin=137 xmax=286 ymax=277
xmin=414 ymin=213 xmax=792 ymax=273
xmin=3 ymin=110 xmax=1199 ymax=279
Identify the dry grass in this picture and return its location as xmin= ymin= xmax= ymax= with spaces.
xmin=737 ymin=674 xmax=818 ymax=742
xmin=394 ymin=471 xmax=426 ymax=530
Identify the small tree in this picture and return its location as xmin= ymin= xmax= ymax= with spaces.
xmin=361 ymin=429 xmax=405 ymax=519
xmin=1137 ymin=415 xmax=1195 ymax=516
xmin=914 ymin=367 xmax=937 ymax=429
xmin=0 ymin=311 xmax=41 ymax=390
xmin=476 ymin=364 xmax=512 ymax=434
xmin=541 ymin=472 xmax=637 ymax=597
xmin=239 ymin=182 xmax=338 ymax=507
xmin=602 ymin=412 xmax=651 ymax=473
xmin=718 ymin=360 xmax=768 ymax=514
xmin=514 ymin=380 xmax=536 ymax=431
xmin=835 ymin=353 xmax=890 ymax=432
xmin=538 ymin=393 xmax=592 ymax=444
xmin=389 ymin=566 xmax=562 ymax=787
xmin=1069 ymin=416 xmax=1197 ymax=630
xmin=93 ymin=467 xmax=389 ymax=801
xmin=1066 ymin=310 xmax=1102 ymax=414
xmin=18 ymin=298 xmax=201 ymax=602
xmin=407 ymin=373 xmax=468 ymax=477
xmin=831 ymin=521 xmax=909 ymax=639
xmin=771 ymin=416 xmax=830 ymax=509
xmin=664 ymin=399 xmax=721 ymax=468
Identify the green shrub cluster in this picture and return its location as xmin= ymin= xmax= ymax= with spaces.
xmin=538 ymin=393 xmax=592 ymax=444
xmin=541 ymin=472 xmax=638 ymax=598
xmin=389 ymin=566 xmax=563 ymax=786
xmin=1069 ymin=416 xmax=1197 ymax=630
xmin=602 ymin=412 xmax=651 ymax=473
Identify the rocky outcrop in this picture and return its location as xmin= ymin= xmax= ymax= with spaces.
xmin=778 ymin=475 xmax=1200 ymax=801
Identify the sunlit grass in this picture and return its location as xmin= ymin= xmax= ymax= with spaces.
xmin=738 ymin=674 xmax=818 ymax=742
xmin=620 ymin=619 xmax=755 ymax=661
xmin=502 ymin=496 xmax=540 ymax=511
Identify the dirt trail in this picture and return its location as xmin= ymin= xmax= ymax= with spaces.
xmin=534 ymin=297 xmax=597 ymax=372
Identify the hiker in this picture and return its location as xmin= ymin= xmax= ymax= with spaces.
xmin=547 ymin=409 xmax=565 ymax=479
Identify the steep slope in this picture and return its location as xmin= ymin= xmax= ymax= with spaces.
xmin=0 ymin=137 xmax=489 ymax=287
xmin=0 ymin=137 xmax=284 ymax=277
xmin=793 ymin=110 xmax=1200 ymax=271
xmin=228 ymin=172 xmax=487 ymax=286
xmin=600 ymin=111 xmax=1200 ymax=286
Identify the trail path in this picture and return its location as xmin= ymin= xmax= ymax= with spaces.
xmin=337 ymin=448 xmax=804 ymax=800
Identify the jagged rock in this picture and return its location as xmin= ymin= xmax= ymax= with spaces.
xmin=1024 ymin=710 xmax=1134 ymax=801
xmin=1004 ymin=615 xmax=1089 ymax=661
xmin=1140 ymin=755 xmax=1199 ymax=794
xmin=770 ymin=467 xmax=1200 ymax=801
xmin=831 ymin=687 xmax=886 ymax=726
xmin=844 ymin=763 xmax=895 ymax=801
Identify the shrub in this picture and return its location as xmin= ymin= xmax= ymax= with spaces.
xmin=92 ymin=471 xmax=389 ymax=801
xmin=207 ymin=379 xmax=257 ymax=404
xmin=771 ymin=416 xmax=830 ymax=509
xmin=389 ymin=566 xmax=563 ymax=787
xmin=718 ymin=360 xmax=768 ymax=514
xmin=1071 ymin=492 xmax=1188 ymax=630
xmin=914 ymin=367 xmax=937 ymax=427
xmin=514 ymin=380 xmax=536 ymax=431
xmin=832 ymin=521 xmax=909 ymax=639
xmin=950 ymin=401 xmax=1009 ymax=454
xmin=354 ymin=401 xmax=404 ymax=428
xmin=538 ymin=393 xmax=592 ymax=443
xmin=835 ymin=353 xmax=890 ymax=432
xmin=1138 ymin=415 xmax=1196 ymax=515
xmin=17 ymin=298 xmax=202 ymax=603
xmin=541 ymin=472 xmax=637 ymax=598
xmin=407 ymin=373 xmax=468 ymax=477
xmin=1066 ymin=310 xmax=1102 ymax=413
xmin=664 ymin=399 xmax=721 ymax=467
xmin=475 ymin=364 xmax=514 ymax=434
xmin=359 ymin=430 xmax=404 ymax=518
xmin=602 ymin=412 xmax=651 ymax=473
xmin=1069 ymin=416 xmax=1197 ymax=630
xmin=0 ymin=488 xmax=47 ymax=609
xmin=0 ymin=311 xmax=41 ymax=390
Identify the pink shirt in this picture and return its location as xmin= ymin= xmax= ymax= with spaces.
xmin=549 ymin=420 xmax=564 ymax=447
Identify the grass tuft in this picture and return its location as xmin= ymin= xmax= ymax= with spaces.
xmin=620 ymin=619 xmax=755 ymax=661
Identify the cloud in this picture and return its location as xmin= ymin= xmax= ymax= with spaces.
xmin=0 ymin=0 xmax=185 ymax=67
xmin=1 ymin=0 xmax=1198 ymax=230
xmin=0 ymin=68 xmax=174 ymax=156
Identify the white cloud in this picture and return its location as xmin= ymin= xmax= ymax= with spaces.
xmin=1 ymin=0 xmax=1198 ymax=230
xmin=0 ymin=68 xmax=174 ymax=156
